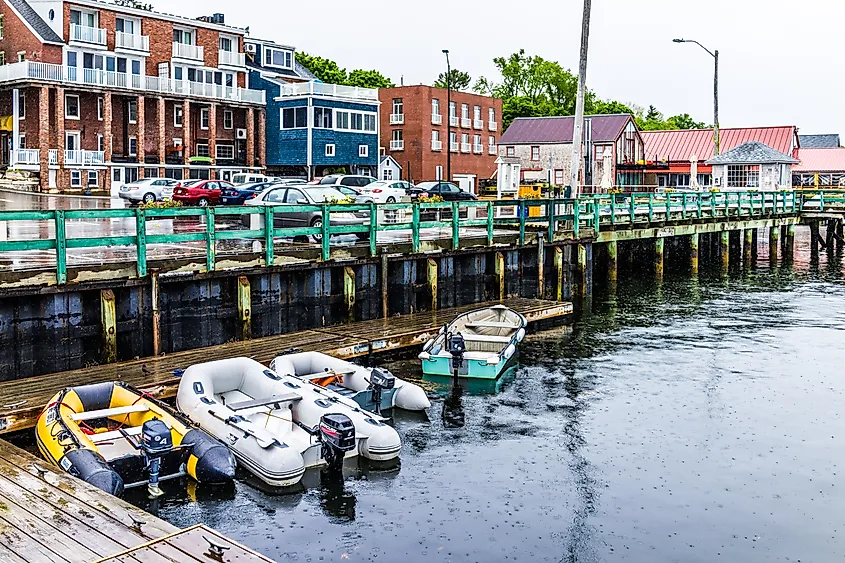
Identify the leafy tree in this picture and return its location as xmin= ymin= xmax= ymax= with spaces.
xmin=434 ymin=69 xmax=471 ymax=91
xmin=666 ymin=113 xmax=707 ymax=130
xmin=347 ymin=69 xmax=394 ymax=88
xmin=295 ymin=52 xmax=347 ymax=85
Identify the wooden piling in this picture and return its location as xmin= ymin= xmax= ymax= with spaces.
xmin=100 ymin=289 xmax=117 ymax=364
xmin=343 ymin=267 xmax=355 ymax=323
xmin=654 ymin=237 xmax=664 ymax=280
xmin=689 ymin=233 xmax=699 ymax=275
xmin=151 ymin=271 xmax=161 ymax=356
xmin=537 ymin=236 xmax=545 ymax=299
xmin=769 ymin=225 xmax=779 ymax=260
xmin=720 ymin=230 xmax=730 ymax=270
xmin=577 ymin=244 xmax=587 ymax=294
xmin=495 ymin=251 xmax=506 ymax=300
xmin=810 ymin=221 xmax=821 ymax=252
xmin=744 ymin=228 xmax=753 ymax=265
xmin=237 ymin=275 xmax=252 ymax=340
xmin=381 ymin=253 xmax=389 ymax=318
xmin=837 ymin=219 xmax=844 ymax=248
xmin=785 ymin=224 xmax=795 ymax=260
xmin=826 ymin=219 xmax=836 ymax=250
xmin=555 ymin=246 xmax=564 ymax=301
xmin=607 ymin=240 xmax=618 ymax=282
xmin=427 ymin=258 xmax=438 ymax=311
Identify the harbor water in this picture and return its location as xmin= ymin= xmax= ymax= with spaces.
xmin=140 ymin=232 xmax=844 ymax=562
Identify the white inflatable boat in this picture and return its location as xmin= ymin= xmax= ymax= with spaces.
xmin=270 ymin=352 xmax=430 ymax=412
xmin=176 ymin=357 xmax=401 ymax=488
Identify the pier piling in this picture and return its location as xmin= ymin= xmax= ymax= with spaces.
xmin=537 ymin=236 xmax=545 ymax=298
xmin=151 ymin=271 xmax=161 ymax=357
xmin=769 ymin=225 xmax=780 ymax=261
xmin=427 ymin=258 xmax=438 ymax=311
xmin=607 ymin=240 xmax=618 ymax=282
xmin=555 ymin=246 xmax=564 ymax=301
xmin=720 ymin=231 xmax=730 ymax=270
xmin=744 ymin=228 xmax=754 ymax=265
xmin=689 ymin=233 xmax=699 ymax=275
xmin=237 ymin=275 xmax=252 ymax=340
xmin=343 ymin=267 xmax=355 ymax=322
xmin=100 ymin=289 xmax=117 ymax=364
xmin=654 ymin=238 xmax=664 ymax=280
xmin=495 ymin=251 xmax=506 ymax=300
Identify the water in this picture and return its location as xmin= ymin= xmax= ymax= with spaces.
xmin=142 ymin=234 xmax=845 ymax=562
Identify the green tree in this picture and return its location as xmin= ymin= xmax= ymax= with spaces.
xmin=295 ymin=52 xmax=347 ymax=85
xmin=434 ymin=69 xmax=471 ymax=91
xmin=346 ymin=69 xmax=394 ymax=88
xmin=666 ymin=113 xmax=706 ymax=130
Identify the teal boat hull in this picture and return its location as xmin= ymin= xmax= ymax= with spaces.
xmin=420 ymin=354 xmax=511 ymax=380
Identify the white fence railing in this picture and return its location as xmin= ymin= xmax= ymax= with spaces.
xmin=70 ymin=24 xmax=106 ymax=45
xmin=488 ymin=121 xmax=498 ymax=132
xmin=218 ymin=50 xmax=245 ymax=67
xmin=115 ymin=32 xmax=149 ymax=52
xmin=389 ymin=114 xmax=404 ymax=125
xmin=13 ymin=149 xmax=39 ymax=165
xmin=450 ymin=142 xmax=459 ymax=152
xmin=431 ymin=114 xmax=442 ymax=125
xmin=277 ymin=81 xmax=379 ymax=101
xmin=64 ymin=150 xmax=105 ymax=165
xmin=172 ymin=42 xmax=204 ymax=61
xmin=461 ymin=117 xmax=471 ymax=128
xmin=431 ymin=140 xmax=442 ymax=151
xmin=0 ymin=61 xmax=265 ymax=104
xmin=474 ymin=119 xmax=484 ymax=129
xmin=389 ymin=140 xmax=404 ymax=151
xmin=473 ymin=144 xmax=483 ymax=154
xmin=488 ymin=145 xmax=497 ymax=155
xmin=449 ymin=116 xmax=459 ymax=127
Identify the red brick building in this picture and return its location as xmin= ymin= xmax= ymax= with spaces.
xmin=378 ymin=85 xmax=501 ymax=193
xmin=0 ymin=0 xmax=265 ymax=193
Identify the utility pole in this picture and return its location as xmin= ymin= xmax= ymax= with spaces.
xmin=673 ymin=38 xmax=720 ymax=156
xmin=569 ymin=0 xmax=592 ymax=196
xmin=443 ymin=49 xmax=451 ymax=183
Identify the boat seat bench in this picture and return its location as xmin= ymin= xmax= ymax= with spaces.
xmin=69 ymin=404 xmax=150 ymax=422
xmin=458 ymin=333 xmax=513 ymax=344
xmin=465 ymin=322 xmax=519 ymax=329
xmin=228 ymin=392 xmax=302 ymax=411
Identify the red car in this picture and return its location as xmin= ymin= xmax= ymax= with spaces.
xmin=172 ymin=179 xmax=234 ymax=207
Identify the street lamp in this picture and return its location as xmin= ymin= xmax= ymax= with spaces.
xmin=673 ymin=38 xmax=720 ymax=155
xmin=442 ymin=49 xmax=451 ymax=183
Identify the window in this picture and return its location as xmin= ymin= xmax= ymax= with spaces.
xmin=174 ymin=105 xmax=183 ymax=127
xmin=115 ymin=17 xmax=135 ymax=34
xmin=364 ymin=114 xmax=376 ymax=132
xmin=474 ymin=105 xmax=481 ymax=120
xmin=48 ymin=9 xmax=54 ymax=20
xmin=128 ymin=136 xmax=137 ymax=156
xmin=87 ymin=170 xmax=97 ymax=186
xmin=314 ymin=107 xmax=332 ymax=128
xmin=131 ymin=60 xmax=140 ymax=75
xmin=392 ymin=98 xmax=403 ymax=115
xmin=173 ymin=137 xmax=182 ymax=147
xmin=336 ymin=111 xmax=349 ymax=130
xmin=219 ymin=37 xmax=232 ymax=51
xmin=489 ymin=108 xmax=495 ymax=122
xmin=554 ymin=169 xmax=564 ymax=185
xmin=450 ymin=131 xmax=457 ymax=144
xmin=488 ymin=135 xmax=495 ymax=146
xmin=432 ymin=130 xmax=440 ymax=142
xmin=432 ymin=98 xmax=440 ymax=116
xmin=506 ymin=146 xmax=515 ymax=157
xmin=351 ymin=113 xmax=363 ymax=131
xmin=70 ymin=170 xmax=81 ymax=187
xmin=436 ymin=165 xmax=443 ymax=181
xmin=172 ymin=29 xmax=193 ymax=44
xmin=65 ymin=94 xmax=80 ymax=119
xmin=449 ymin=101 xmax=456 ymax=117
xmin=17 ymin=51 xmax=24 ymax=63
xmin=195 ymin=143 xmax=209 ymax=157
xmin=0 ymin=52 xmax=5 ymax=66
xmin=391 ymin=130 xmax=403 ymax=142
xmin=531 ymin=146 xmax=540 ymax=161
xmin=223 ymin=110 xmax=233 ymax=130
xmin=727 ymin=165 xmax=760 ymax=188
xmin=474 ymin=134 xmax=481 ymax=146
xmin=281 ymin=107 xmax=307 ymax=129
xmin=18 ymin=134 xmax=24 ymax=149
xmin=0 ymin=15 xmax=4 ymax=39
xmin=200 ymin=108 xmax=209 ymax=130
xmin=325 ymin=144 xmax=335 ymax=157
xmin=264 ymin=47 xmax=292 ymax=68
xmin=383 ymin=168 xmax=393 ymax=180
xmin=128 ymin=99 xmax=137 ymax=124
xmin=359 ymin=144 xmax=368 ymax=158
xmin=97 ymin=134 xmax=103 ymax=152
xmin=18 ymin=92 xmax=24 ymax=118
xmin=216 ymin=144 xmax=234 ymax=159
xmin=461 ymin=133 xmax=469 ymax=148
xmin=461 ymin=103 xmax=469 ymax=119
xmin=97 ymin=96 xmax=102 ymax=120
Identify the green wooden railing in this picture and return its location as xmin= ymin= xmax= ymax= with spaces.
xmin=796 ymin=189 xmax=845 ymax=212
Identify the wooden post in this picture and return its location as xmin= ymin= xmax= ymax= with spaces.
xmin=537 ymin=235 xmax=545 ymax=298
xmin=810 ymin=221 xmax=821 ymax=252
xmin=495 ymin=251 xmax=505 ymax=300
xmin=785 ymin=224 xmax=795 ymax=260
xmin=577 ymin=244 xmax=587 ymax=294
xmin=744 ymin=228 xmax=753 ymax=265
xmin=837 ymin=219 xmax=844 ymax=248
xmin=689 ymin=233 xmax=699 ymax=275
xmin=381 ymin=253 xmax=389 ymax=318
xmin=100 ymin=289 xmax=117 ymax=364
xmin=606 ymin=240 xmax=618 ymax=282
xmin=555 ymin=246 xmax=564 ymax=301
xmin=427 ymin=258 xmax=438 ymax=311
xmin=720 ymin=230 xmax=730 ymax=270
xmin=151 ymin=271 xmax=161 ymax=356
xmin=825 ymin=219 xmax=836 ymax=250
xmin=769 ymin=225 xmax=779 ymax=261
xmin=654 ymin=237 xmax=664 ymax=280
xmin=343 ymin=266 xmax=355 ymax=322
xmin=237 ymin=275 xmax=252 ymax=340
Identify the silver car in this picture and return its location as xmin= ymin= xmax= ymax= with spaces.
xmin=245 ymin=185 xmax=370 ymax=240
xmin=118 ymin=178 xmax=179 ymax=204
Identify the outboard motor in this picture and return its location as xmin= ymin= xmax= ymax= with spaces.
xmin=448 ymin=333 xmax=466 ymax=385
xmin=318 ymin=413 xmax=355 ymax=471
xmin=368 ymin=367 xmax=396 ymax=415
xmin=140 ymin=419 xmax=173 ymax=497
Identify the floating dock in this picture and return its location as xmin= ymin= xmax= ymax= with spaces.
xmin=0 ymin=298 xmax=571 ymax=434
xmin=0 ymin=439 xmax=275 ymax=563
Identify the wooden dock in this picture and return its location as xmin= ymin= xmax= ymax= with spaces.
xmin=0 ymin=439 xmax=275 ymax=563
xmin=0 ymin=298 xmax=571 ymax=435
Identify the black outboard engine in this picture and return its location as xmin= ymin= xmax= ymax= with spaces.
xmin=369 ymin=367 xmax=396 ymax=415
xmin=448 ymin=333 xmax=466 ymax=384
xmin=140 ymin=419 xmax=173 ymax=497
xmin=319 ymin=413 xmax=355 ymax=471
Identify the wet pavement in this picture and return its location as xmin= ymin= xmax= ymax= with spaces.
xmin=102 ymin=233 xmax=845 ymax=562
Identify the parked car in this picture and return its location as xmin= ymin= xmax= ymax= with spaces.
xmin=118 ymin=178 xmax=179 ymax=204
xmin=220 ymin=182 xmax=276 ymax=205
xmin=357 ymin=180 xmax=414 ymax=203
xmin=318 ymin=174 xmax=376 ymax=188
xmin=172 ymin=180 xmax=235 ymax=207
xmin=244 ymin=185 xmax=370 ymax=240
xmin=411 ymin=182 xmax=478 ymax=201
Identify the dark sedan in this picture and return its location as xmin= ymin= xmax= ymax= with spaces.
xmin=219 ymin=182 xmax=276 ymax=205
xmin=410 ymin=181 xmax=478 ymax=201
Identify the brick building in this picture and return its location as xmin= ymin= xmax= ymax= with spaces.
xmin=378 ymin=85 xmax=501 ymax=193
xmin=0 ymin=0 xmax=265 ymax=193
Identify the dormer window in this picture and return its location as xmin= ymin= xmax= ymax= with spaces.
xmin=264 ymin=47 xmax=292 ymax=69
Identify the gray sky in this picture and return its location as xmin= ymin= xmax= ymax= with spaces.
xmin=183 ymin=0 xmax=836 ymax=137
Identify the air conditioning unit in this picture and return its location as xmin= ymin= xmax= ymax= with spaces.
xmin=244 ymin=43 xmax=256 ymax=53
xmin=236 ymin=128 xmax=247 ymax=139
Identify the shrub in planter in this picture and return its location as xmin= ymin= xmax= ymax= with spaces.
xmin=140 ymin=200 xmax=183 ymax=210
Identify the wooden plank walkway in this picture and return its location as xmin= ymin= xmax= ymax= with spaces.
xmin=0 ymin=439 xmax=275 ymax=563
xmin=0 ymin=298 xmax=571 ymax=435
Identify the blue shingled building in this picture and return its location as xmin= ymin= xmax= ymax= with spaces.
xmin=245 ymin=38 xmax=380 ymax=178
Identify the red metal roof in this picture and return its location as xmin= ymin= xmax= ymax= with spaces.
xmin=794 ymin=148 xmax=845 ymax=172
xmin=643 ymin=126 xmax=796 ymax=163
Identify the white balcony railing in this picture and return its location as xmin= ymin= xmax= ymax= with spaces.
xmin=218 ymin=50 xmax=245 ymax=67
xmin=390 ymin=140 xmax=404 ymax=151
xmin=488 ymin=121 xmax=498 ymax=131
xmin=432 ymin=114 xmax=442 ymax=125
xmin=64 ymin=150 xmax=105 ymax=165
xmin=389 ymin=114 xmax=404 ymax=125
xmin=449 ymin=116 xmax=459 ymax=127
xmin=115 ymin=32 xmax=149 ymax=52
xmin=0 ymin=62 xmax=266 ymax=104
xmin=461 ymin=142 xmax=471 ymax=153
xmin=277 ymin=80 xmax=379 ymax=101
xmin=70 ymin=24 xmax=107 ymax=46
xmin=450 ymin=142 xmax=459 ymax=153
xmin=48 ymin=149 xmax=58 ymax=164
xmin=473 ymin=144 xmax=483 ymax=154
xmin=488 ymin=144 xmax=496 ymax=155
xmin=431 ymin=140 xmax=442 ymax=151
xmin=474 ymin=119 xmax=484 ymax=129
xmin=172 ymin=42 xmax=204 ymax=61
xmin=461 ymin=117 xmax=471 ymax=128
xmin=13 ymin=148 xmax=39 ymax=165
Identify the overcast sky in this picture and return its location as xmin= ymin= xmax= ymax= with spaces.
xmin=179 ymin=0 xmax=836 ymax=137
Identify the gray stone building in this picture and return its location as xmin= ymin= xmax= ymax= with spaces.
xmin=705 ymin=141 xmax=798 ymax=190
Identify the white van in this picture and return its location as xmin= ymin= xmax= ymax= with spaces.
xmin=232 ymin=173 xmax=272 ymax=185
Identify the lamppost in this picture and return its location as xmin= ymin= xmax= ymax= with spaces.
xmin=673 ymin=38 xmax=720 ymax=155
xmin=442 ymin=49 xmax=451 ymax=183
